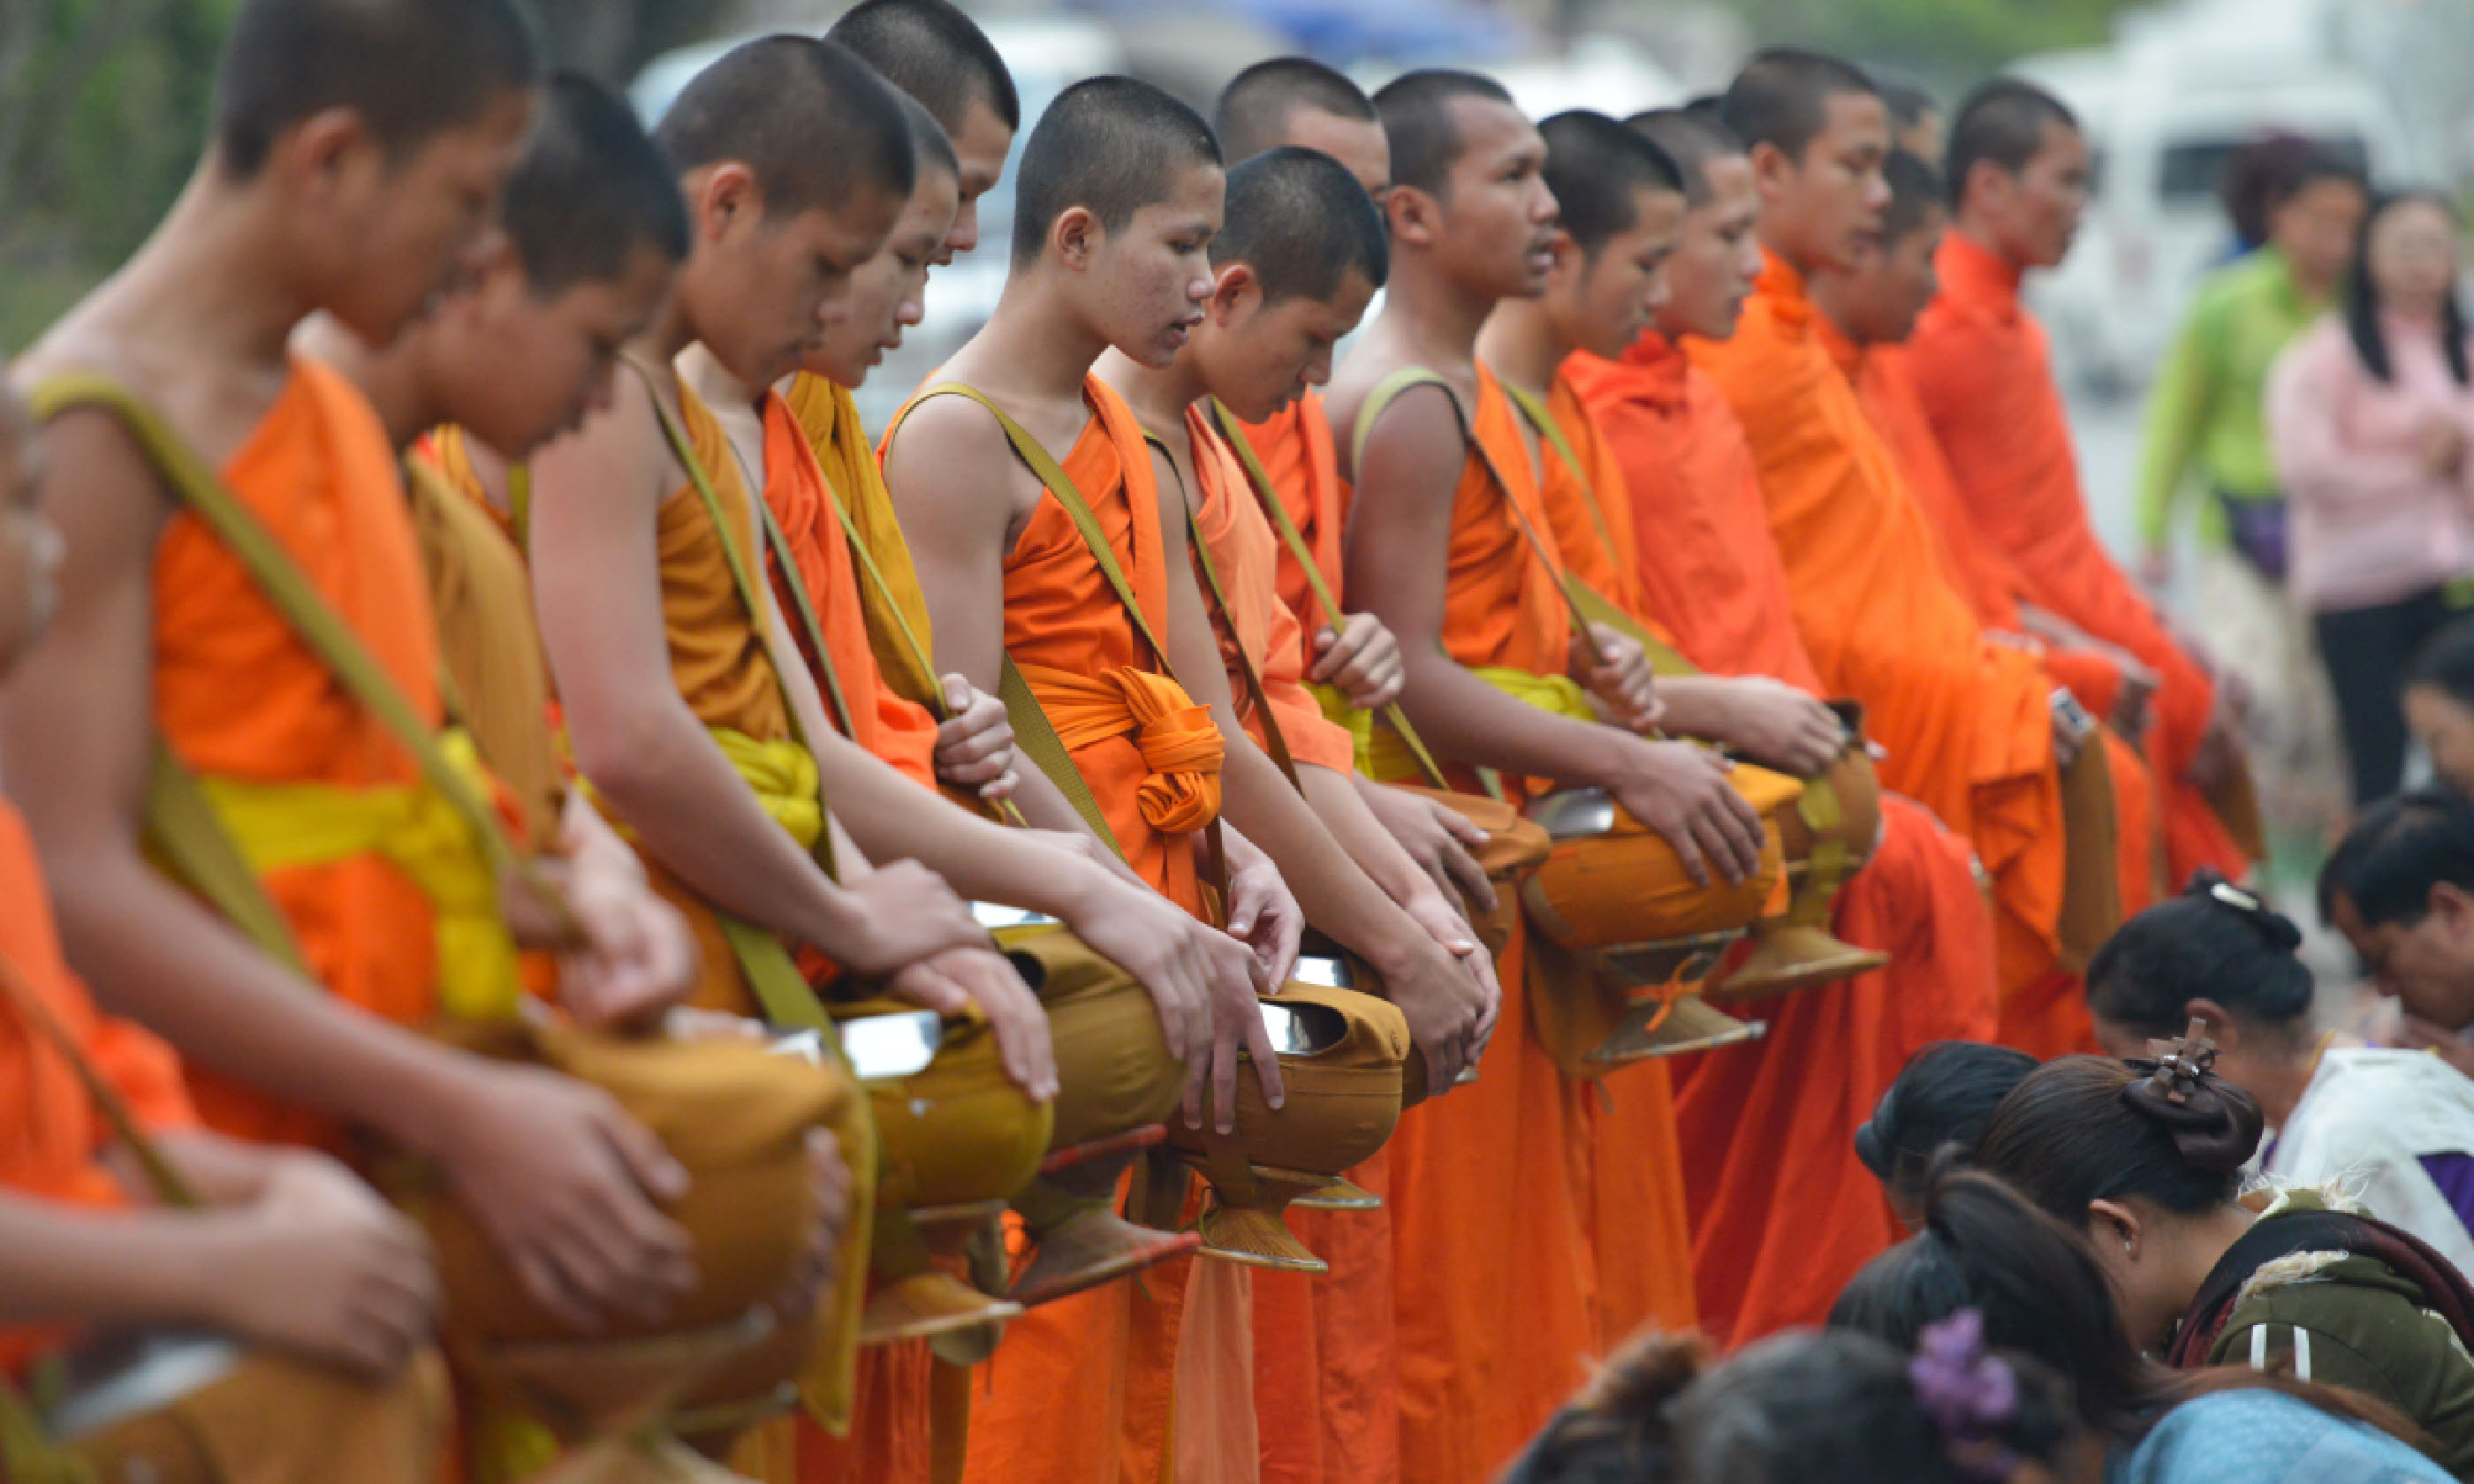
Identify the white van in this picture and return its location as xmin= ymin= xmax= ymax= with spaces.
xmin=2013 ymin=44 xmax=2412 ymax=396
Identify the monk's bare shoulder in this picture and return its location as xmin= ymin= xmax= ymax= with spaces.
xmin=534 ymin=359 xmax=674 ymax=523
xmin=882 ymin=390 xmax=1045 ymax=549
xmin=1350 ymin=382 xmax=1468 ymax=511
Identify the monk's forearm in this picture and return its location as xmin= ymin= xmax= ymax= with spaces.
xmin=1298 ymin=764 xmax=1434 ymax=910
xmin=1642 ymin=677 xmax=1749 ymax=749
xmin=820 ymin=739 xmax=1124 ymax=919
xmin=43 ymin=844 xmax=483 ymax=1152
xmin=570 ymin=700 xmax=875 ymax=955
xmin=1218 ymin=744 xmax=1424 ymax=965
xmin=0 ymin=1193 xmax=247 ymax=1329
xmin=1394 ymin=650 xmax=1635 ymax=787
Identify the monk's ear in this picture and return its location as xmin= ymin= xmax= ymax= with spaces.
xmin=1386 ymin=186 xmax=1441 ymax=250
xmin=1209 ymin=261 xmax=1260 ymax=322
xmin=687 ymin=163 xmax=762 ymax=245
xmin=269 ymin=106 xmax=386 ymax=201
xmin=1745 ymin=140 xmax=1796 ymax=209
xmin=1051 ymin=205 xmax=1103 ymax=272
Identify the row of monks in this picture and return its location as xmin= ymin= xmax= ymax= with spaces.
xmin=0 ymin=4 xmax=2268 ymax=1483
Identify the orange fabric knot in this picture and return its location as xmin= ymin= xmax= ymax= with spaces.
xmin=1022 ymin=663 xmax=1225 ymax=832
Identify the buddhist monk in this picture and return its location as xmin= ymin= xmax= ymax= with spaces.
xmin=1905 ymin=79 xmax=2256 ymax=888
xmin=293 ymin=71 xmax=703 ymax=1030
xmin=879 ymin=78 xmax=1291 ymax=1484
xmin=1687 ymin=51 xmax=2095 ymax=1058
xmin=0 ymin=0 xmax=715 ymax=1349
xmin=1808 ymin=147 xmax=2161 ymax=917
xmin=1326 ymin=70 xmax=1780 ymax=1479
xmin=1094 ymin=145 xmax=1502 ymax=1484
xmin=830 ymin=0 xmax=1019 ymax=268
xmin=0 ymin=386 xmax=444 ymax=1447
xmin=1211 ymin=57 xmax=1505 ymax=914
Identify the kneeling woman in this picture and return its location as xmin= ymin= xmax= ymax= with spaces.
xmin=1974 ymin=1039 xmax=2474 ymax=1473
xmin=2086 ymin=871 xmax=2474 ymax=1274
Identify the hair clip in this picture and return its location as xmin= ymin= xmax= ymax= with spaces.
xmin=2143 ymin=1017 xmax=2221 ymax=1108
xmin=1909 ymin=1309 xmax=2021 ymax=1482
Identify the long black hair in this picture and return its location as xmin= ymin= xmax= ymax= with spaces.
xmin=2084 ymin=871 xmax=2315 ymax=1040
xmin=2344 ymin=190 xmax=2469 ymax=386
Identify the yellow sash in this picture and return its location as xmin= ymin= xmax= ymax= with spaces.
xmin=710 ymin=729 xmax=826 ymax=850
xmin=200 ymin=731 xmax=520 ymax=1021
xmin=1347 ymin=667 xmax=1594 ymax=784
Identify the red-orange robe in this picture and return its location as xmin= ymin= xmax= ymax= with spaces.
xmin=0 ymin=800 xmax=200 ymax=1373
xmin=1238 ymin=395 xmax=1350 ymax=639
xmin=1556 ymin=344 xmax=1999 ymax=1343
xmin=152 ymin=358 xmax=455 ymax=1147
xmin=1908 ymin=232 xmax=2250 ymax=888
xmin=886 ymin=375 xmax=1227 ymax=1484
xmin=1689 ymin=255 xmax=2079 ymax=1054
xmin=758 ymin=391 xmax=941 ymax=791
xmin=1185 ymin=408 xmax=1396 ymax=1484
xmin=1340 ymin=363 xmax=1658 ymax=1483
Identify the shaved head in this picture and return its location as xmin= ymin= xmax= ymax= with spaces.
xmin=1721 ymin=47 xmax=1880 ymax=163
xmin=503 ymin=72 xmax=688 ymax=295
xmin=1946 ymin=79 xmax=2078 ymax=208
xmin=827 ymin=0 xmax=1020 ymax=135
xmin=894 ymin=87 xmax=960 ymax=180
xmin=1215 ymin=57 xmax=1377 ymax=163
xmin=1881 ymin=148 xmax=1947 ymax=248
xmin=1627 ymin=108 xmax=1745 ymax=207
xmin=1372 ymin=69 xmax=1518 ymax=199
xmin=212 ymin=0 xmax=539 ymax=179
xmin=1011 ymin=75 xmax=1221 ymax=267
xmin=1542 ymin=110 xmax=1683 ymax=257
xmin=1211 ymin=146 xmax=1387 ymax=302
xmin=654 ymin=35 xmax=914 ymax=220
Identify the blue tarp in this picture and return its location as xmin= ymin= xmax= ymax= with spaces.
xmin=1068 ymin=0 xmax=1522 ymax=66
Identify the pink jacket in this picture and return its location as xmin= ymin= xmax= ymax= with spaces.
xmin=2269 ymin=310 xmax=2474 ymax=610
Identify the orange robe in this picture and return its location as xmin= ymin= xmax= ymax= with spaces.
xmin=884 ymin=376 xmax=1226 ymax=1484
xmin=1547 ymin=350 xmax=1996 ymax=1344
xmin=1825 ymin=330 xmax=2159 ymax=917
xmin=757 ymin=391 xmax=940 ymax=791
xmin=1186 ymin=409 xmax=1394 ymax=1484
xmin=153 ymin=359 xmax=452 ymax=1147
xmin=1237 ymin=395 xmax=1350 ymax=639
xmin=1342 ymin=363 xmax=1648 ymax=1483
xmin=1908 ymin=232 xmax=2250 ymax=887
xmin=1689 ymin=255 xmax=2077 ymax=1051
xmin=0 ymin=800 xmax=199 ymax=1373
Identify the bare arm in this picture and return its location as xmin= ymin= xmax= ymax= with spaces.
xmin=1642 ymin=675 xmax=1848 ymax=778
xmin=528 ymin=373 xmax=979 ymax=975
xmin=1346 ymin=388 xmax=1763 ymax=885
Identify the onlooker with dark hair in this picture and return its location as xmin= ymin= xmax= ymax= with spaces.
xmin=2091 ymin=872 xmax=2474 ymax=1272
xmin=2269 ymin=191 xmax=2474 ymax=805
xmin=1856 ymin=1041 xmax=2040 ymax=1230
xmin=2406 ymin=617 xmax=2474 ymax=799
xmin=2220 ymin=132 xmax=2321 ymax=258
xmin=2322 ymin=790 xmax=2474 ymax=1074
xmin=1833 ymin=1163 xmax=2455 ymax=1482
xmin=1503 ymin=1310 xmax=2092 ymax=1484
xmin=2137 ymin=145 xmax=2371 ymax=845
xmin=1972 ymin=1043 xmax=2474 ymax=1469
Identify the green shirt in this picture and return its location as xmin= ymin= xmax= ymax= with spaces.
xmin=2136 ymin=247 xmax=2335 ymax=549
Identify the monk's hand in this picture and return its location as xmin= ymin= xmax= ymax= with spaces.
xmin=885 ymin=946 xmax=1058 ymax=1102
xmin=1309 ymin=613 xmax=1407 ymax=710
xmin=205 ymin=1154 xmax=438 ymax=1381
xmin=832 ymin=862 xmax=998 ymax=977
xmin=1390 ymin=891 xmax=1503 ymax=1086
xmin=2107 ymin=651 xmax=2159 ymax=745
xmin=1052 ymin=870 xmax=1246 ymax=1077
xmin=1716 ymin=678 xmax=1848 ymax=778
xmin=554 ymin=799 xmax=701 ymax=1032
xmin=1355 ymin=775 xmax=1498 ymax=919
xmin=936 ymin=673 xmax=1021 ymax=800
xmin=1576 ymin=622 xmax=1662 ymax=731
xmin=770 ymin=1128 xmax=851 ymax=1322
xmin=1220 ymin=828 xmax=1304 ymax=991
xmin=1613 ymin=741 xmax=1765 ymax=888
xmin=429 ymin=1061 xmax=697 ymax=1333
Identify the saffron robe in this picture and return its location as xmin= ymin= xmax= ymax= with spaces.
xmin=1549 ymin=348 xmax=1997 ymax=1343
xmin=0 ymin=800 xmax=200 ymax=1372
xmin=1343 ymin=362 xmax=1667 ymax=1484
xmin=1688 ymin=256 xmax=2074 ymax=1037
xmin=1237 ymin=395 xmax=1350 ymax=640
xmin=1908 ymin=232 xmax=2250 ymax=887
xmin=1186 ymin=407 xmax=1395 ymax=1484
xmin=153 ymin=359 xmax=452 ymax=1147
xmin=756 ymin=391 xmax=940 ymax=791
xmin=885 ymin=375 xmax=1233 ymax=1484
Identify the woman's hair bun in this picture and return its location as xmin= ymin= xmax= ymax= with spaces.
xmin=2119 ymin=1017 xmax=2266 ymax=1175
xmin=2187 ymin=869 xmax=2303 ymax=954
